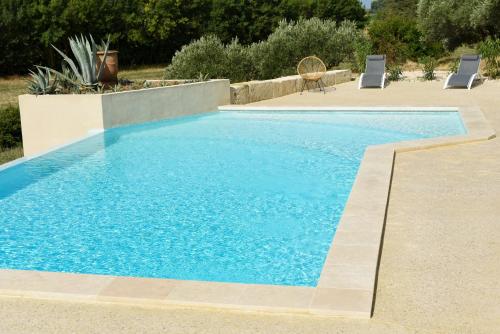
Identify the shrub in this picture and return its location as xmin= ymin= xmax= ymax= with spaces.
xmin=251 ymin=19 xmax=364 ymax=79
xmin=478 ymin=37 xmax=500 ymax=79
xmin=225 ymin=39 xmax=256 ymax=83
xmin=368 ymin=15 xmax=443 ymax=64
xmin=448 ymin=58 xmax=460 ymax=74
xmin=164 ymin=35 xmax=255 ymax=82
xmin=0 ymin=0 xmax=368 ymax=76
xmin=165 ymin=35 xmax=227 ymax=79
xmin=166 ymin=18 xmax=365 ymax=82
xmin=352 ymin=38 xmax=373 ymax=73
xmin=0 ymin=105 xmax=22 ymax=149
xmin=420 ymin=56 xmax=437 ymax=81
xmin=387 ymin=65 xmax=403 ymax=81
xmin=418 ymin=0 xmax=500 ymax=49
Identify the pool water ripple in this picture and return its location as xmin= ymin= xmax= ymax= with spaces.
xmin=0 ymin=111 xmax=465 ymax=286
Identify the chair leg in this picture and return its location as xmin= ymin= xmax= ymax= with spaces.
xmin=300 ymin=80 xmax=307 ymax=94
xmin=318 ymin=78 xmax=326 ymax=94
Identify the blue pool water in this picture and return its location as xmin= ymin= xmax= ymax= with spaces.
xmin=0 ymin=111 xmax=465 ymax=286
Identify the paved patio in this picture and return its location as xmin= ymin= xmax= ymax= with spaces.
xmin=1 ymin=79 xmax=499 ymax=333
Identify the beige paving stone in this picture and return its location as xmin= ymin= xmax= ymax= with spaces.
xmin=332 ymin=229 xmax=382 ymax=246
xmin=336 ymin=214 xmax=383 ymax=232
xmin=318 ymin=264 xmax=377 ymax=290
xmin=0 ymin=270 xmax=113 ymax=299
xmin=310 ymin=288 xmax=373 ymax=318
xmin=166 ymin=281 xmax=246 ymax=306
xmin=326 ymin=244 xmax=380 ymax=267
xmin=237 ymin=285 xmax=314 ymax=311
xmin=98 ymin=276 xmax=177 ymax=301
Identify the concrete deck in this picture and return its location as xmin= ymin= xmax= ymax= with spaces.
xmin=1 ymin=79 xmax=499 ymax=333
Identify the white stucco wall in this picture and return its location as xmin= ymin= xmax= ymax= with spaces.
xmin=19 ymin=79 xmax=230 ymax=156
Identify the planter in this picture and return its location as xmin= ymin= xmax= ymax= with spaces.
xmin=97 ymin=50 xmax=119 ymax=83
xmin=19 ymin=79 xmax=230 ymax=156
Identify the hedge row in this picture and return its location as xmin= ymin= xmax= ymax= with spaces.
xmin=0 ymin=0 xmax=366 ymax=75
xmin=0 ymin=105 xmax=22 ymax=149
xmin=165 ymin=18 xmax=366 ymax=82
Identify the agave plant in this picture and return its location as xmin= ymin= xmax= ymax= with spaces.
xmin=45 ymin=34 xmax=110 ymax=90
xmin=58 ymin=63 xmax=80 ymax=93
xmin=27 ymin=66 xmax=58 ymax=95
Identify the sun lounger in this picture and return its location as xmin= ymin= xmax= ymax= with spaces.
xmin=443 ymin=55 xmax=481 ymax=90
xmin=359 ymin=55 xmax=386 ymax=89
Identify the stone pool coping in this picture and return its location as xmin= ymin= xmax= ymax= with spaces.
xmin=0 ymin=106 xmax=495 ymax=318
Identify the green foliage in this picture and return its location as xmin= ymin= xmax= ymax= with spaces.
xmin=478 ymin=37 xmax=500 ymax=78
xmin=0 ymin=0 xmax=43 ymax=75
xmin=164 ymin=35 xmax=233 ymax=81
xmin=352 ymin=38 xmax=373 ymax=73
xmin=419 ymin=56 xmax=437 ymax=81
xmin=369 ymin=15 xmax=443 ymax=64
xmin=0 ymin=105 xmax=22 ymax=149
xmin=448 ymin=58 xmax=460 ymax=74
xmin=205 ymin=0 xmax=367 ymax=44
xmin=418 ymin=0 xmax=500 ymax=49
xmin=187 ymin=73 xmax=211 ymax=83
xmin=371 ymin=0 xmax=418 ymax=17
xmin=387 ymin=65 xmax=403 ymax=81
xmin=251 ymin=19 xmax=364 ymax=79
xmin=470 ymin=0 xmax=500 ymax=37
xmin=165 ymin=18 xmax=365 ymax=82
xmin=27 ymin=67 xmax=58 ymax=95
xmin=0 ymin=0 xmax=368 ymax=76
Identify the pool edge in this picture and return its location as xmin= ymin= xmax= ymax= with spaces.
xmin=0 ymin=106 xmax=495 ymax=318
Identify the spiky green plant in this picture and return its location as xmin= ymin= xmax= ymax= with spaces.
xmin=26 ymin=66 xmax=58 ymax=95
xmin=45 ymin=34 xmax=110 ymax=90
xmin=58 ymin=63 xmax=80 ymax=93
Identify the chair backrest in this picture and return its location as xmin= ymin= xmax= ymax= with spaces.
xmin=458 ymin=54 xmax=481 ymax=75
xmin=365 ymin=55 xmax=386 ymax=74
xmin=297 ymin=56 xmax=327 ymax=79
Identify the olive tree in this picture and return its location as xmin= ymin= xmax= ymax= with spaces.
xmin=417 ymin=0 xmax=500 ymax=49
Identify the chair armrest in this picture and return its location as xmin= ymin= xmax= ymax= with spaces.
xmin=358 ymin=73 xmax=364 ymax=89
xmin=443 ymin=73 xmax=453 ymax=89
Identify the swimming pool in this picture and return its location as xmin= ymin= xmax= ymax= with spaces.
xmin=0 ymin=111 xmax=465 ymax=286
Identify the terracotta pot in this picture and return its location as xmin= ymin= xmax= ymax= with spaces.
xmin=96 ymin=50 xmax=119 ymax=83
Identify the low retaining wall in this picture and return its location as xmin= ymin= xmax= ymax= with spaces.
xmin=19 ymin=79 xmax=230 ymax=156
xmin=230 ymin=69 xmax=351 ymax=104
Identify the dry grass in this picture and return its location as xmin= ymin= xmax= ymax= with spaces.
xmin=0 ymin=146 xmax=23 ymax=165
xmin=0 ymin=76 xmax=26 ymax=108
xmin=119 ymin=66 xmax=166 ymax=80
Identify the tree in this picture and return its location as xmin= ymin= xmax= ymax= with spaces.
xmin=0 ymin=0 xmax=368 ymax=75
xmin=206 ymin=0 xmax=367 ymax=44
xmin=418 ymin=0 xmax=499 ymax=49
xmin=371 ymin=0 xmax=418 ymax=17
xmin=470 ymin=0 xmax=500 ymax=37
xmin=369 ymin=15 xmax=425 ymax=63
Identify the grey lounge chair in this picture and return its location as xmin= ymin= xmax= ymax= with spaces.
xmin=359 ymin=55 xmax=386 ymax=89
xmin=443 ymin=55 xmax=481 ymax=90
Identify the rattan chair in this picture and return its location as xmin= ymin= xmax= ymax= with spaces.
xmin=297 ymin=56 xmax=327 ymax=94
